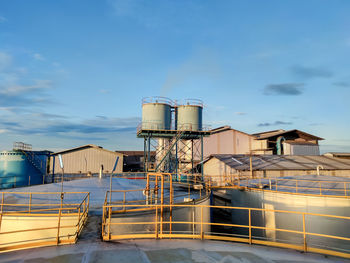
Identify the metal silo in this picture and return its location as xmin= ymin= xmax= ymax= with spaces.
xmin=176 ymin=99 xmax=203 ymax=131
xmin=0 ymin=150 xmax=48 ymax=189
xmin=142 ymin=97 xmax=172 ymax=130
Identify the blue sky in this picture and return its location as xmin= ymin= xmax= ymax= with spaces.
xmin=0 ymin=0 xmax=349 ymax=152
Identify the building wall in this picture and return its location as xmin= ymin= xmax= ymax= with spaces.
xmin=203 ymin=130 xmax=253 ymax=158
xmin=283 ymin=143 xmax=320 ymax=155
xmin=50 ymin=148 xmax=123 ymax=174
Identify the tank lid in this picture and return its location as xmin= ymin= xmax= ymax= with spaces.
xmin=142 ymin=96 xmax=173 ymax=106
xmin=176 ymin=99 xmax=203 ymax=108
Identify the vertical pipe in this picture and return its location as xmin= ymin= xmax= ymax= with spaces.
xmin=303 ymin=213 xmax=307 ymax=252
xmin=56 ymin=207 xmax=62 ymax=245
xmin=29 ymin=193 xmax=32 ymax=213
xmin=108 ymin=205 xmax=112 ymax=240
xmin=143 ymin=138 xmax=147 ymax=172
xmin=200 ymin=206 xmax=203 ymax=239
xmin=191 ymin=140 xmax=194 ymax=176
xmin=248 ymin=209 xmax=252 ymax=244
xmin=201 ymin=135 xmax=204 ymax=182
xmin=160 ymin=175 xmax=164 ymax=236
xmin=147 ymin=135 xmax=151 ymax=172
xmin=155 ymin=205 xmax=158 ymax=239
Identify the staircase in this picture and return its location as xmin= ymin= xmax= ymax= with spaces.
xmin=155 ymin=129 xmax=185 ymax=171
xmin=20 ymin=150 xmax=46 ymax=176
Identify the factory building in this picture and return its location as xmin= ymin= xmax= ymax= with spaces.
xmin=203 ymin=154 xmax=350 ymax=182
xmin=116 ymin=151 xmax=156 ymax=172
xmin=202 ymin=126 xmax=323 ymax=157
xmin=50 ymin=144 xmax=123 ymax=175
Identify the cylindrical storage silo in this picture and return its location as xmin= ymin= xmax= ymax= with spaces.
xmin=0 ymin=151 xmax=47 ymax=189
xmin=176 ymin=100 xmax=203 ymax=131
xmin=142 ymin=97 xmax=172 ymax=130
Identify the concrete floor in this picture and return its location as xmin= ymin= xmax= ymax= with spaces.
xmin=1 ymin=178 xmax=349 ymax=262
xmin=0 ymin=237 xmax=348 ymax=263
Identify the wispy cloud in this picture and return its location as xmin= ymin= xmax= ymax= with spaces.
xmin=263 ymin=83 xmax=304 ymax=96
xmin=0 ymin=113 xmax=140 ymax=139
xmin=258 ymin=121 xmax=293 ymax=127
xmin=0 ymin=16 xmax=7 ymax=23
xmin=0 ymin=80 xmax=52 ymax=108
xmin=291 ymin=65 xmax=333 ymax=79
xmin=235 ymin=112 xmax=246 ymax=116
xmin=99 ymin=89 xmax=110 ymax=94
xmin=333 ymin=81 xmax=350 ymax=88
xmin=33 ymin=53 xmax=45 ymax=61
xmin=0 ymin=52 xmax=12 ymax=71
xmin=161 ymin=50 xmax=221 ymax=96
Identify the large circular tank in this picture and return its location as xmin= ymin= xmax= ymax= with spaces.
xmin=142 ymin=97 xmax=172 ymax=130
xmin=176 ymin=99 xmax=203 ymax=131
xmin=0 ymin=151 xmax=48 ymax=189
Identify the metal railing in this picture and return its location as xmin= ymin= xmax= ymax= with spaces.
xmin=204 ymin=175 xmax=350 ymax=198
xmin=142 ymin=96 xmax=174 ymax=106
xmin=102 ymin=203 xmax=350 ymax=259
xmin=0 ymin=191 xmax=89 ymax=252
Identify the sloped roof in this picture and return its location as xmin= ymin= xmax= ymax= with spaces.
xmin=52 ymin=144 xmax=123 ymax=156
xmin=253 ymin=129 xmax=324 ymax=140
xmin=206 ymin=154 xmax=350 ymax=170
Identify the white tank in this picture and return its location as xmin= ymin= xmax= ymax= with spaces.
xmin=142 ymin=97 xmax=172 ymax=130
xmin=176 ymin=99 xmax=203 ymax=131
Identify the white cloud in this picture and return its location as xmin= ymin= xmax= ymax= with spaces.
xmin=235 ymin=112 xmax=246 ymax=116
xmin=0 ymin=16 xmax=7 ymax=23
xmin=0 ymin=52 xmax=12 ymax=71
xmin=33 ymin=53 xmax=45 ymax=61
xmin=99 ymin=89 xmax=110 ymax=94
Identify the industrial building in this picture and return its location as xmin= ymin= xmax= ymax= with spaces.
xmin=202 ymin=126 xmax=323 ymax=157
xmin=203 ymin=154 xmax=350 ymax=182
xmin=50 ymin=144 xmax=123 ymax=175
xmin=116 ymin=150 xmax=155 ymax=172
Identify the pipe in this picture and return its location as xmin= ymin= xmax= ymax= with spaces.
xmin=276 ymin=136 xmax=286 ymax=155
xmin=316 ymin=165 xmax=324 ymax=176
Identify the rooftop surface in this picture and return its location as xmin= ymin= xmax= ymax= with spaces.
xmin=0 ymin=238 xmax=348 ymax=263
xmin=207 ymin=154 xmax=350 ymax=170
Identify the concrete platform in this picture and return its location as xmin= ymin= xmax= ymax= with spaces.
xmin=0 ymin=237 xmax=348 ymax=263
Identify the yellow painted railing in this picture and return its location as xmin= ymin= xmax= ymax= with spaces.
xmin=0 ymin=192 xmax=89 ymax=252
xmin=203 ymin=175 xmax=350 ymax=198
xmin=102 ymin=203 xmax=350 ymax=259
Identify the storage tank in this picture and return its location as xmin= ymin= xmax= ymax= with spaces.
xmin=176 ymin=99 xmax=203 ymax=131
xmin=0 ymin=151 xmax=48 ymax=189
xmin=142 ymin=97 xmax=172 ymax=130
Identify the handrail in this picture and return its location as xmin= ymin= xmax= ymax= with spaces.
xmin=0 ymin=191 xmax=89 ymax=252
xmin=203 ymin=175 xmax=350 ymax=197
xmin=102 ymin=203 xmax=350 ymax=259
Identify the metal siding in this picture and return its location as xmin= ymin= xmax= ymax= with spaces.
xmin=50 ymin=148 xmax=123 ymax=174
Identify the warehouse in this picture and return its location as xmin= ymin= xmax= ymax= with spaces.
xmin=203 ymin=154 xmax=350 ymax=184
xmin=202 ymin=126 xmax=323 ymax=157
xmin=50 ymin=144 xmax=123 ymax=175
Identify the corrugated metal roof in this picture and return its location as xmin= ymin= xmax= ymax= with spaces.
xmin=207 ymin=154 xmax=350 ymax=170
xmin=253 ymin=129 xmax=324 ymax=140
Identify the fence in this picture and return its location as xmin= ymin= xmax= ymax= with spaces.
xmin=0 ymin=191 xmax=89 ymax=252
xmin=206 ymin=175 xmax=350 ymax=198
xmin=102 ymin=202 xmax=350 ymax=259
